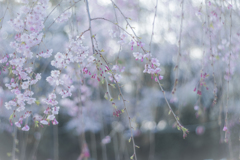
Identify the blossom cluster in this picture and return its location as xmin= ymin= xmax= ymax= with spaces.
xmin=133 ymin=52 xmax=163 ymax=82
xmin=2 ymin=0 xmax=51 ymax=131
xmin=108 ymin=29 xmax=163 ymax=82
xmin=108 ymin=65 xmax=125 ymax=83
xmin=41 ymin=35 xmax=96 ymax=126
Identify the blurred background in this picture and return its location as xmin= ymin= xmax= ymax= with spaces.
xmin=0 ymin=0 xmax=239 ymax=159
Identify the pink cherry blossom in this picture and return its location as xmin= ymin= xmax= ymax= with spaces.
xmin=52 ymin=119 xmax=59 ymax=125
xmin=40 ymin=120 xmax=48 ymax=125
xmin=223 ymin=126 xmax=228 ymax=131
xmin=15 ymin=122 xmax=21 ymax=128
xmin=22 ymin=125 xmax=30 ymax=131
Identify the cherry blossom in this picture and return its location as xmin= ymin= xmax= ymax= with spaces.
xmin=223 ymin=126 xmax=228 ymax=131
xmin=52 ymin=119 xmax=59 ymax=125
xmin=40 ymin=120 xmax=48 ymax=125
xmin=22 ymin=125 xmax=30 ymax=131
xmin=47 ymin=114 xmax=55 ymax=121
xmin=133 ymin=52 xmax=143 ymax=60
xmin=15 ymin=122 xmax=21 ymax=128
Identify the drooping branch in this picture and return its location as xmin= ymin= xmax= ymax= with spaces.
xmin=149 ymin=0 xmax=158 ymax=54
xmin=172 ymin=0 xmax=184 ymax=95
xmin=93 ymin=0 xmax=188 ymax=138
xmin=86 ymin=1 xmax=138 ymax=159
xmin=205 ymin=0 xmax=217 ymax=105
xmin=225 ymin=0 xmax=233 ymax=142
xmin=110 ymin=0 xmax=139 ymax=40
xmin=0 ymin=0 xmax=9 ymax=30
xmin=46 ymin=0 xmax=81 ymax=31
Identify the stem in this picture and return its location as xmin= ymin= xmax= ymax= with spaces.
xmin=85 ymin=0 xmax=95 ymax=55
xmin=100 ymin=111 xmax=108 ymax=160
xmin=92 ymin=1 xmax=185 ymax=134
xmin=86 ymin=1 xmax=138 ymax=157
xmin=44 ymin=0 xmax=64 ymax=23
xmin=225 ymin=0 xmax=233 ymax=141
xmin=149 ymin=0 xmax=158 ymax=54
xmin=110 ymin=0 xmax=139 ymax=40
xmin=46 ymin=0 xmax=81 ymax=31
xmin=91 ymin=17 xmax=136 ymax=41
xmin=172 ymin=0 xmax=184 ymax=95
xmin=75 ymin=67 xmax=87 ymax=157
xmin=111 ymin=1 xmax=122 ymax=64
xmin=77 ymin=28 xmax=90 ymax=40
xmin=104 ymin=72 xmax=112 ymax=99
xmin=99 ymin=53 xmax=138 ymax=160
xmin=0 ymin=0 xmax=9 ymax=30
xmin=157 ymin=78 xmax=182 ymax=127
xmin=205 ymin=0 xmax=217 ymax=105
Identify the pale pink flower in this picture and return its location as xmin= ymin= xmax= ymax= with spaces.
xmin=133 ymin=52 xmax=143 ymax=60
xmin=5 ymin=102 xmax=11 ymax=110
xmin=194 ymin=106 xmax=199 ymax=110
xmin=16 ymin=106 xmax=25 ymax=112
xmin=49 ymin=93 xmax=56 ymax=99
xmin=109 ymin=30 xmax=117 ymax=38
xmin=40 ymin=120 xmax=48 ymax=125
xmin=36 ymin=73 xmax=41 ymax=80
xmin=9 ymin=101 xmax=17 ymax=107
xmin=52 ymin=106 xmax=60 ymax=115
xmin=27 ymin=98 xmax=36 ymax=104
xmin=102 ymin=136 xmax=111 ymax=144
xmin=15 ymin=122 xmax=21 ymax=128
xmin=22 ymin=125 xmax=30 ymax=131
xmin=55 ymin=52 xmax=64 ymax=62
xmin=151 ymin=58 xmax=160 ymax=66
xmin=51 ymin=70 xmax=60 ymax=78
xmin=25 ymin=67 xmax=32 ymax=73
xmin=223 ymin=126 xmax=228 ymax=131
xmin=159 ymin=75 xmax=163 ymax=80
xmin=87 ymin=56 xmax=95 ymax=63
xmin=23 ymin=111 xmax=31 ymax=118
xmin=52 ymin=119 xmax=59 ymax=125
xmin=120 ymin=33 xmax=127 ymax=40
xmin=21 ymin=82 xmax=29 ymax=89
xmin=23 ymin=50 xmax=33 ymax=59
xmin=47 ymin=114 xmax=55 ymax=121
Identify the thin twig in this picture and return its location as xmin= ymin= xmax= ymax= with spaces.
xmin=92 ymin=0 xmax=186 ymax=136
xmin=149 ymin=0 xmax=158 ymax=54
xmin=99 ymin=52 xmax=138 ymax=160
xmin=111 ymin=1 xmax=122 ymax=64
xmin=205 ymin=0 xmax=217 ymax=105
xmin=46 ymin=0 xmax=81 ymax=31
xmin=91 ymin=17 xmax=137 ymax=41
xmin=225 ymin=0 xmax=233 ymax=142
xmin=172 ymin=0 xmax=184 ymax=95
xmin=92 ymin=33 xmax=138 ymax=159
xmin=85 ymin=0 xmax=95 ymax=55
xmin=44 ymin=0 xmax=64 ymax=23
xmin=156 ymin=78 xmax=182 ymax=127
xmin=0 ymin=0 xmax=9 ymax=30
xmin=110 ymin=0 xmax=139 ymax=40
